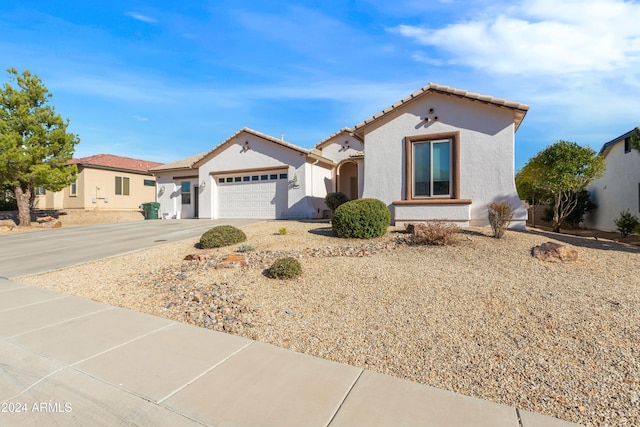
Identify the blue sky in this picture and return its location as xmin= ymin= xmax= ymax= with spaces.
xmin=2 ymin=0 xmax=640 ymax=170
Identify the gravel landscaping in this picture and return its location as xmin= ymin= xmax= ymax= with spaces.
xmin=20 ymin=220 xmax=640 ymax=427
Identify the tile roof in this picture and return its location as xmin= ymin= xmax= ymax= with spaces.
xmin=353 ymin=83 xmax=530 ymax=137
xmin=599 ymin=127 xmax=639 ymax=156
xmin=314 ymin=127 xmax=354 ymax=149
xmin=191 ymin=127 xmax=335 ymax=168
xmin=68 ymin=154 xmax=163 ymax=174
xmin=149 ymin=151 xmax=209 ymax=172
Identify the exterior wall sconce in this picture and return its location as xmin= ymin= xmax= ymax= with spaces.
xmin=242 ymin=141 xmax=251 ymax=152
xmin=200 ymin=181 xmax=206 ymax=191
xmin=292 ymin=174 xmax=300 ymax=189
xmin=158 ymin=185 xmax=166 ymax=196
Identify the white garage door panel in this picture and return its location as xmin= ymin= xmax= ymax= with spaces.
xmin=217 ymin=179 xmax=287 ymax=219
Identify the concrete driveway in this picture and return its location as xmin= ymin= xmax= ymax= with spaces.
xmin=0 ymin=219 xmax=260 ymax=279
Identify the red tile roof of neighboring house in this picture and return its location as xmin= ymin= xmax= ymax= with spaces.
xmin=68 ymin=154 xmax=163 ymax=174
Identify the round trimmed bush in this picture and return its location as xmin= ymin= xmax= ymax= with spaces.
xmin=332 ymin=198 xmax=390 ymax=239
xmin=199 ymin=225 xmax=246 ymax=248
xmin=268 ymin=257 xmax=302 ymax=279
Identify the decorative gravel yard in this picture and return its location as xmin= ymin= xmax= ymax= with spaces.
xmin=20 ymin=220 xmax=640 ymax=427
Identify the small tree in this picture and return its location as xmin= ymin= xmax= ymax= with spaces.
xmin=0 ymin=68 xmax=79 ymax=226
xmin=522 ymin=140 xmax=605 ymax=232
xmin=630 ymin=127 xmax=640 ymax=153
xmin=515 ymin=162 xmax=549 ymax=227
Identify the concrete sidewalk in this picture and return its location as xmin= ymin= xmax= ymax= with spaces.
xmin=0 ymin=279 xmax=582 ymax=427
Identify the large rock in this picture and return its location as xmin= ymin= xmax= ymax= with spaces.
xmin=532 ymin=242 xmax=578 ymax=262
xmin=217 ymin=255 xmax=248 ymax=268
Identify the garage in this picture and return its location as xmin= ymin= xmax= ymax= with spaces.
xmin=216 ymin=171 xmax=289 ymax=219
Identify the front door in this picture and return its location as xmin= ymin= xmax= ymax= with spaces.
xmin=194 ymin=186 xmax=199 ymax=218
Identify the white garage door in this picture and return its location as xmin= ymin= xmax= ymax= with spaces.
xmin=216 ymin=172 xmax=288 ymax=219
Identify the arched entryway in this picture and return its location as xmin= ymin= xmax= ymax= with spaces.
xmin=337 ymin=161 xmax=359 ymax=200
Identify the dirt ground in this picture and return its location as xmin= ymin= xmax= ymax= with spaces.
xmin=0 ymin=209 xmax=145 ymax=233
xmin=1 ymin=209 xmax=638 ymax=247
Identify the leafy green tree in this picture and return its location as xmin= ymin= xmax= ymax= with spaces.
xmin=630 ymin=127 xmax=640 ymax=153
xmin=521 ymin=140 xmax=605 ymax=232
xmin=515 ymin=161 xmax=550 ymax=227
xmin=0 ymin=68 xmax=79 ymax=226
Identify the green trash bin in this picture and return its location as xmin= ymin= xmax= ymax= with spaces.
xmin=141 ymin=202 xmax=160 ymax=220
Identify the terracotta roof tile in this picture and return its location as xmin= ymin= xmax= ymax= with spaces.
xmin=68 ymin=154 xmax=163 ymax=173
xmin=353 ymin=83 xmax=530 ymax=137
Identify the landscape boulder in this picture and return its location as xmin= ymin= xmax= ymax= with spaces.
xmin=35 ymin=216 xmax=61 ymax=228
xmin=217 ymin=255 xmax=248 ymax=269
xmin=531 ymin=242 xmax=578 ymax=262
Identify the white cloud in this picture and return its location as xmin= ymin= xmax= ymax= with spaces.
xmin=125 ymin=11 xmax=157 ymax=24
xmin=391 ymin=0 xmax=640 ymax=75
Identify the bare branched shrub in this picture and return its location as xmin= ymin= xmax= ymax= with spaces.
xmin=410 ymin=221 xmax=459 ymax=245
xmin=488 ymin=202 xmax=514 ymax=238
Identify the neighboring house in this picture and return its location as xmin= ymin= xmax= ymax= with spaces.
xmin=585 ymin=128 xmax=640 ymax=231
xmin=151 ymin=128 xmax=336 ymax=219
xmin=151 ymin=83 xmax=529 ymax=228
xmin=34 ymin=154 xmax=162 ymax=211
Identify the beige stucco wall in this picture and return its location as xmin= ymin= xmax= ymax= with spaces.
xmin=34 ymin=167 xmax=156 ymax=211
xmin=360 ymin=92 xmax=526 ymax=228
xmin=586 ymin=142 xmax=640 ymax=231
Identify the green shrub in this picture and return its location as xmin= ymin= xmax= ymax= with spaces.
xmin=487 ymin=202 xmax=514 ymax=238
xmin=199 ymin=225 xmax=247 ymax=248
xmin=325 ymin=192 xmax=350 ymax=212
xmin=268 ymin=257 xmax=302 ymax=279
xmin=237 ymin=243 xmax=255 ymax=252
xmin=332 ymin=198 xmax=390 ymax=239
xmin=615 ymin=210 xmax=639 ymax=237
xmin=278 ymin=227 xmax=288 ymax=235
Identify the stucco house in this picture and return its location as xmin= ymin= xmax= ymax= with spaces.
xmin=585 ymin=128 xmax=640 ymax=231
xmin=34 ymin=154 xmax=161 ymax=211
xmin=151 ymin=83 xmax=529 ymax=228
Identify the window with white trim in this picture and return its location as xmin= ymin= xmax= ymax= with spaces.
xmin=70 ymin=180 xmax=77 ymax=196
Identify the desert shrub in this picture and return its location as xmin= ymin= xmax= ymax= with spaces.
xmin=488 ymin=202 xmax=514 ymax=238
xmin=410 ymin=221 xmax=459 ymax=245
xmin=615 ymin=210 xmax=639 ymax=237
xmin=236 ymin=243 xmax=255 ymax=252
xmin=325 ymin=192 xmax=349 ymax=212
xmin=332 ymin=198 xmax=390 ymax=239
xmin=199 ymin=225 xmax=246 ymax=248
xmin=268 ymin=257 xmax=302 ymax=279
xmin=278 ymin=227 xmax=288 ymax=235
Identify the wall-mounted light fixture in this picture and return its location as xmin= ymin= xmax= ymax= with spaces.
xmin=158 ymin=185 xmax=166 ymax=196
xmin=200 ymin=181 xmax=206 ymax=191
xmin=291 ymin=174 xmax=300 ymax=189
xmin=242 ymin=141 xmax=251 ymax=152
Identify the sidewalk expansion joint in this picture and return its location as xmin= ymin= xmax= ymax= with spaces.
xmin=326 ymin=368 xmax=364 ymax=427
xmin=516 ymin=408 xmax=524 ymax=427
xmin=7 ymin=306 xmax=115 ymax=338
xmin=157 ymin=341 xmax=254 ymax=404
xmin=0 ymin=295 xmax=70 ymax=313
xmin=70 ymin=322 xmax=176 ymax=366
